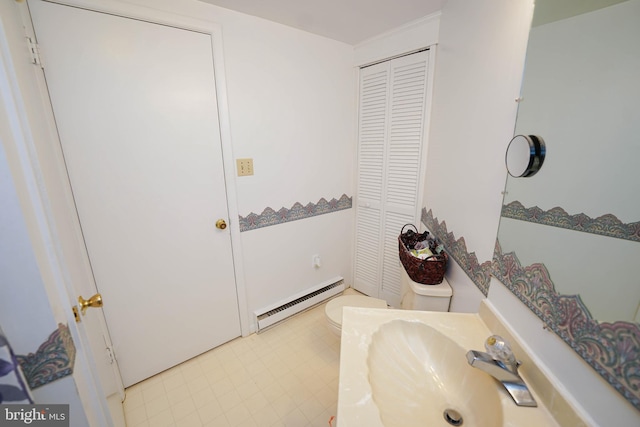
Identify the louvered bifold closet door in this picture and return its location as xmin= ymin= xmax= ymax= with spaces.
xmin=354 ymin=51 xmax=430 ymax=306
xmin=379 ymin=52 xmax=430 ymax=306
xmin=354 ymin=62 xmax=388 ymax=297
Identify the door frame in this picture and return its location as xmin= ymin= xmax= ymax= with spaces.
xmin=22 ymin=0 xmax=250 ymax=336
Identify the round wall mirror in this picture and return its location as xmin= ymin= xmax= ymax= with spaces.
xmin=505 ymin=134 xmax=546 ymax=177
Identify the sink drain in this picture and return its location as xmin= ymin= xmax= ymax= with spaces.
xmin=443 ymin=409 xmax=463 ymax=426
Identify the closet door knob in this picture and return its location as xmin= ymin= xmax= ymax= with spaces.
xmin=215 ymin=219 xmax=227 ymax=230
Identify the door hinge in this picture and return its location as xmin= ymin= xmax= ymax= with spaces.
xmin=26 ymin=37 xmax=43 ymax=67
xmin=106 ymin=346 xmax=115 ymax=364
xmin=102 ymin=335 xmax=117 ymax=364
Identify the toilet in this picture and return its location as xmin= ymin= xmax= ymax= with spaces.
xmin=399 ymin=265 xmax=452 ymax=311
xmin=325 ymin=266 xmax=453 ymax=337
xmin=325 ymin=294 xmax=387 ymax=337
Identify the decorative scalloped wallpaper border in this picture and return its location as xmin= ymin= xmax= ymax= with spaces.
xmin=502 ymin=201 xmax=640 ymax=243
xmin=492 ymin=240 xmax=640 ymax=410
xmin=239 ymin=194 xmax=352 ymax=232
xmin=421 ymin=208 xmax=492 ymax=296
xmin=16 ymin=324 xmax=75 ymax=390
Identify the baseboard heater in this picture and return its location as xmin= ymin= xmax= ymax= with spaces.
xmin=254 ymin=276 xmax=345 ymax=332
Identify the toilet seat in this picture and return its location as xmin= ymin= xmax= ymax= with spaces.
xmin=325 ymin=295 xmax=387 ymax=335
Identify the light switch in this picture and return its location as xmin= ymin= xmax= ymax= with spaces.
xmin=236 ymin=158 xmax=254 ymax=176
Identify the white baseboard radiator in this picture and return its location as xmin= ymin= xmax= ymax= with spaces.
xmin=254 ymin=276 xmax=345 ymax=332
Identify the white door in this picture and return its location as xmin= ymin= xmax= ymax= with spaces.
xmin=354 ymin=51 xmax=431 ymax=307
xmin=29 ymin=0 xmax=242 ymax=386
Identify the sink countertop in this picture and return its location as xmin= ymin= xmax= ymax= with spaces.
xmin=336 ymin=307 xmax=560 ymax=427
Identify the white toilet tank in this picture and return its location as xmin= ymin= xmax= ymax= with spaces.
xmin=400 ymin=265 xmax=452 ymax=311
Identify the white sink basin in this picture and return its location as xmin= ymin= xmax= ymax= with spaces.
xmin=337 ymin=307 xmax=560 ymax=427
xmin=367 ymin=320 xmax=502 ymax=427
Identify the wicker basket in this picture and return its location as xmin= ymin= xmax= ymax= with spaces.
xmin=398 ymin=224 xmax=447 ymax=285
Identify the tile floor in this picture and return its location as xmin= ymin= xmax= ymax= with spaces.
xmin=123 ymin=292 xmax=349 ymax=427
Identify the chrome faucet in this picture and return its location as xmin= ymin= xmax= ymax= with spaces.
xmin=466 ymin=336 xmax=537 ymax=407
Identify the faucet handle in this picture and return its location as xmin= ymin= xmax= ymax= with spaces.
xmin=485 ymin=335 xmax=517 ymax=365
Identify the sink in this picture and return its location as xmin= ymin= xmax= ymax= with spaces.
xmin=337 ymin=308 xmax=560 ymax=427
xmin=366 ymin=320 xmax=502 ymax=427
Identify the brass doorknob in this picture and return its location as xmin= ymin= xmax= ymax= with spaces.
xmin=215 ymin=219 xmax=227 ymax=230
xmin=78 ymin=293 xmax=103 ymax=315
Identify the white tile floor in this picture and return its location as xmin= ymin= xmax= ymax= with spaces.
xmin=123 ymin=292 xmax=349 ymax=427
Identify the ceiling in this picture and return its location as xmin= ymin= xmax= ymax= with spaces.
xmin=198 ymin=0 xmax=445 ymax=45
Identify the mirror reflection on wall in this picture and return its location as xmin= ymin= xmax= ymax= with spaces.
xmin=495 ymin=0 xmax=640 ymax=409
xmin=498 ymin=0 xmax=640 ymax=323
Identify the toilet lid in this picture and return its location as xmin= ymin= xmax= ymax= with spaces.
xmin=325 ymin=295 xmax=387 ymax=327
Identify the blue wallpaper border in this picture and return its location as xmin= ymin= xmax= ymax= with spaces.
xmin=502 ymin=201 xmax=640 ymax=243
xmin=418 ymin=205 xmax=640 ymax=409
xmin=493 ymin=240 xmax=640 ymax=411
xmin=16 ymin=324 xmax=75 ymax=390
xmin=421 ymin=208 xmax=492 ymax=296
xmin=239 ymin=194 xmax=352 ymax=232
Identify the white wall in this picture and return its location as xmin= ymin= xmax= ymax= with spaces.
xmin=217 ymin=9 xmax=356 ymax=215
xmin=422 ymin=0 xmax=533 ymax=312
xmin=212 ymin=4 xmax=357 ymax=320
xmin=424 ymin=0 xmax=533 ymax=263
xmin=241 ymin=210 xmax=353 ymax=314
